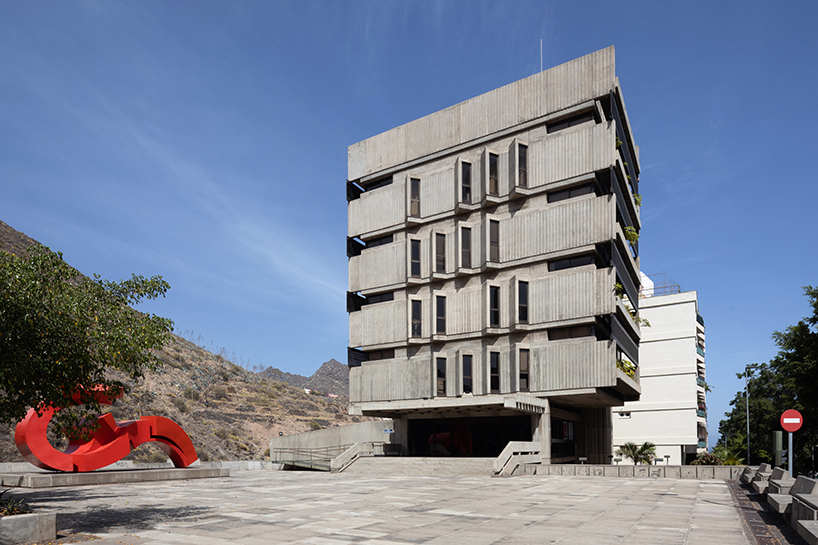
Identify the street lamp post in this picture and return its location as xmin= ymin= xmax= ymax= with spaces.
xmin=745 ymin=364 xmax=759 ymax=466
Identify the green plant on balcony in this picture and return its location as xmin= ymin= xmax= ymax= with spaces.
xmin=616 ymin=136 xmax=623 ymax=149
xmin=617 ymin=358 xmax=636 ymax=379
xmin=623 ymin=303 xmax=651 ymax=328
xmin=633 ymin=193 xmax=642 ymax=208
xmin=614 ymin=282 xmax=625 ymax=298
xmin=623 ymin=226 xmax=639 ymax=245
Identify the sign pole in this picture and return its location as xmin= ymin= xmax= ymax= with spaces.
xmin=781 ymin=409 xmax=803 ymax=478
xmin=789 ymin=431 xmax=794 ymax=478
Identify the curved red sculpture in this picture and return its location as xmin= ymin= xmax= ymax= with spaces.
xmin=14 ymin=388 xmax=198 ymax=472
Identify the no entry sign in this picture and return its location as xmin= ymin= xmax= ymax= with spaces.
xmin=781 ymin=409 xmax=803 ymax=433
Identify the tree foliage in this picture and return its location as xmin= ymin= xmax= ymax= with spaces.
xmin=718 ymin=286 xmax=818 ymax=475
xmin=616 ymin=441 xmax=656 ymax=465
xmin=0 ymin=244 xmax=173 ymax=432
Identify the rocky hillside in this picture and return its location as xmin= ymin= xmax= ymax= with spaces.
xmin=0 ymin=221 xmax=365 ymax=464
xmin=260 ymin=358 xmax=349 ymax=396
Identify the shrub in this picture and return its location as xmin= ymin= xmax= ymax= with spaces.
xmin=183 ymin=387 xmax=200 ymax=401
xmin=214 ymin=428 xmax=230 ymax=440
xmin=171 ymin=397 xmax=189 ymax=413
xmin=212 ymin=387 xmax=228 ymax=400
xmin=691 ymin=452 xmax=723 ymax=466
xmin=309 ymin=421 xmax=321 ymax=431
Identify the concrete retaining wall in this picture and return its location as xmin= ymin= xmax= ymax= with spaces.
xmin=270 ymin=420 xmax=406 ymax=453
xmin=526 ymin=464 xmax=745 ymax=479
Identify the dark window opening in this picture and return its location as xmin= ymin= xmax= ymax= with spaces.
xmin=518 ymin=281 xmax=528 ymax=324
xmin=489 ymin=220 xmax=499 ymax=263
xmin=461 ymin=162 xmax=472 ymax=204
xmin=462 ymin=355 xmax=473 ymax=394
xmin=518 ymin=144 xmax=528 ymax=188
xmin=489 ymin=286 xmax=500 ymax=327
xmin=411 ymin=300 xmax=422 ymax=337
xmin=436 ymin=357 xmax=446 ymax=396
xmin=435 ymin=233 xmax=446 ymax=273
xmin=363 ymin=176 xmax=393 ymax=191
xmin=547 ymin=183 xmax=596 ymax=203
xmin=410 ymin=178 xmax=420 ymax=218
xmin=347 ymin=237 xmax=365 ymax=257
xmin=410 ymin=239 xmax=421 ymax=278
xmin=549 ymin=324 xmax=594 ymax=341
xmin=367 ymin=349 xmax=395 ymax=361
xmin=347 ymin=291 xmax=366 ymax=312
xmin=364 ymin=234 xmax=394 ymax=249
xmin=490 ymin=352 xmax=500 ymax=393
xmin=519 ymin=349 xmax=530 ymax=392
xmin=547 ymin=111 xmax=595 ymax=133
xmin=489 ymin=153 xmax=499 ymax=196
xmin=548 ymin=253 xmax=594 ymax=272
xmin=436 ymin=296 xmax=446 ymax=334
xmin=461 ymin=227 xmax=471 ymax=269
xmin=364 ymin=291 xmax=394 ymax=305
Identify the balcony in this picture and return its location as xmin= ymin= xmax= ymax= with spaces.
xmin=697 ymin=440 xmax=707 ymax=449
xmin=696 ymin=346 xmax=705 ymax=358
xmin=697 ymin=314 xmax=705 ymax=327
xmin=696 ymin=376 xmax=706 ymax=389
xmin=697 ymin=409 xmax=707 ymax=419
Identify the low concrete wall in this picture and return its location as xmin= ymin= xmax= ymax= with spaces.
xmin=0 ymin=512 xmax=56 ymax=544
xmin=270 ymin=420 xmax=407 ymax=453
xmin=528 ymin=464 xmax=746 ymax=479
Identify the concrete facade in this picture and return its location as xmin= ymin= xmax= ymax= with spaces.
xmin=612 ymin=275 xmax=707 ymax=465
xmin=346 ymin=46 xmax=643 ymax=465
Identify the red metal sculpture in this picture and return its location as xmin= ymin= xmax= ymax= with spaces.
xmin=15 ymin=387 xmax=198 ymax=472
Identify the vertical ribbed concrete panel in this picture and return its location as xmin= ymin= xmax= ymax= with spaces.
xmin=446 ymin=285 xmax=484 ymax=336
xmin=350 ymin=357 xmax=433 ymax=402
xmin=529 ymin=269 xmax=613 ymax=324
xmin=348 ymin=182 xmax=405 ymax=237
xmin=360 ymin=300 xmax=407 ymax=346
xmin=347 ymin=46 xmax=616 ymax=181
xmin=500 ymin=197 xmax=614 ymax=262
xmin=420 ymin=168 xmax=455 ymax=218
xmin=529 ymin=123 xmax=614 ymax=188
xmin=349 ymin=242 xmax=407 ymax=292
xmin=532 ymin=341 xmax=615 ymax=391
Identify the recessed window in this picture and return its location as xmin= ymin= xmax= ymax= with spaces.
xmin=518 ymin=281 xmax=528 ymax=324
xmin=548 ymin=254 xmax=594 ymax=272
xmin=410 ymin=178 xmax=420 ymax=218
xmin=489 ymin=286 xmax=500 ymax=327
xmin=411 ymin=300 xmax=422 ymax=338
xmin=548 ymin=324 xmax=594 ymax=341
xmin=364 ymin=292 xmax=394 ymax=305
xmin=367 ymin=349 xmax=395 ymax=361
xmin=518 ymin=144 xmax=528 ymax=188
xmin=462 ymin=355 xmax=473 ymax=394
xmin=519 ymin=349 xmax=530 ymax=392
xmin=410 ymin=240 xmax=421 ymax=278
xmin=489 ymin=220 xmax=499 ymax=263
xmin=489 ymin=153 xmax=499 ymax=196
xmin=364 ymin=234 xmax=394 ymax=249
xmin=462 ymin=162 xmax=472 ymax=204
xmin=547 ymin=183 xmax=596 ymax=203
xmin=435 ymin=233 xmax=446 ymax=274
xmin=547 ymin=111 xmax=595 ymax=133
xmin=461 ymin=227 xmax=471 ymax=269
xmin=363 ymin=176 xmax=393 ymax=191
xmin=436 ymin=357 xmax=446 ymax=396
xmin=436 ymin=296 xmax=446 ymax=334
xmin=490 ymin=352 xmax=500 ymax=393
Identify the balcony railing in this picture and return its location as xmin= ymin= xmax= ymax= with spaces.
xmin=697 ymin=314 xmax=705 ymax=327
xmin=696 ymin=346 xmax=705 ymax=358
xmin=696 ymin=376 xmax=706 ymax=388
xmin=697 ymin=409 xmax=707 ymax=418
xmin=697 ymin=440 xmax=707 ymax=448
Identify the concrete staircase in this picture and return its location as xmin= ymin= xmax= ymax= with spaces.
xmin=343 ymin=456 xmax=495 ymax=476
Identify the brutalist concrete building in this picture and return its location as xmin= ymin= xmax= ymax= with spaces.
xmin=346 ymin=46 xmax=642 ymax=465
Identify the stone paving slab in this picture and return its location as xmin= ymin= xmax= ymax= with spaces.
xmin=11 ymin=471 xmax=754 ymax=544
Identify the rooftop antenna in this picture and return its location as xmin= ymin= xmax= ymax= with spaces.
xmin=540 ymin=39 xmax=543 ymax=72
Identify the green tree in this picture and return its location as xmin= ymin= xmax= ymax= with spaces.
xmin=0 ymin=244 xmax=173 ymax=432
xmin=616 ymin=441 xmax=656 ymax=465
xmin=718 ymin=286 xmax=817 ymax=475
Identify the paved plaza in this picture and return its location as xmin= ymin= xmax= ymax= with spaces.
xmin=13 ymin=470 xmax=753 ymax=544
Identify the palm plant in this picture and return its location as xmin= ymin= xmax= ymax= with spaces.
xmin=616 ymin=441 xmax=657 ymax=465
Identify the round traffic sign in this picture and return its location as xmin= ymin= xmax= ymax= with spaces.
xmin=781 ymin=409 xmax=803 ymax=432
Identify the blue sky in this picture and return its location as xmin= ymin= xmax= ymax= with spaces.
xmin=1 ymin=1 xmax=816 ymax=445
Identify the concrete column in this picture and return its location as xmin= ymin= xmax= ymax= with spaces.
xmin=531 ymin=399 xmax=551 ymax=464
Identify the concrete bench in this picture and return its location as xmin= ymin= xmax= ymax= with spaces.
xmin=792 ymin=493 xmax=818 ymax=530
xmin=768 ymin=476 xmax=818 ymax=518
xmin=797 ymin=520 xmax=818 ymax=545
xmin=751 ymin=466 xmax=785 ymax=494
xmin=740 ymin=466 xmax=757 ymax=484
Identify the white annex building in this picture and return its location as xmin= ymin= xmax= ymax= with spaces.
xmin=612 ymin=273 xmax=708 ymax=465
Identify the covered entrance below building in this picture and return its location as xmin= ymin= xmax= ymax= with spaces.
xmin=408 ymin=415 xmax=532 ymax=457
